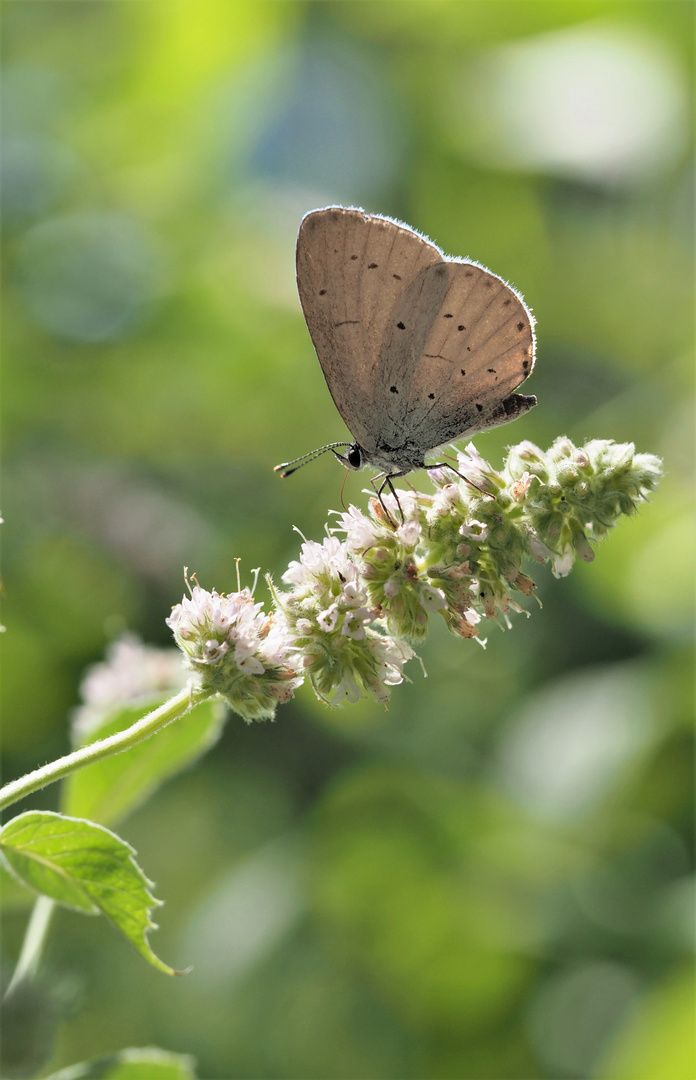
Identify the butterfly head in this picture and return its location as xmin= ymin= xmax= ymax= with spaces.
xmin=332 ymin=443 xmax=363 ymax=472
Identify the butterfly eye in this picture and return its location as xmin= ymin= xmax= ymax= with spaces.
xmin=347 ymin=446 xmax=362 ymax=469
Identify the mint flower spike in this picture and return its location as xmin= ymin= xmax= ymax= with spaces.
xmin=166 ymin=438 xmax=661 ymax=720
xmin=167 ymin=571 xmax=303 ymax=722
xmin=329 ymin=437 xmax=662 ymax=645
xmin=508 ymin=436 xmax=663 ymax=578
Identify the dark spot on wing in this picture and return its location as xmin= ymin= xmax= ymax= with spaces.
xmin=390 ymin=385 xmax=399 ymax=394
xmin=503 ymin=298 xmax=511 ymax=306
xmin=517 ymin=322 xmax=525 ymax=331
xmin=466 ymin=346 xmax=471 ymax=351
xmin=319 ymin=289 xmax=326 ymax=295
xmin=368 ymin=263 xmax=378 ymax=269
xmin=465 ymin=271 xmax=474 ymax=277
xmin=488 ymin=368 xmax=496 ymax=373
xmin=351 ymin=254 xmax=358 ymax=260
xmin=484 ymin=280 xmax=493 ymax=288
xmin=393 ymin=274 xmax=402 ymax=280
xmin=460 ymin=369 xmax=466 ymax=376
xmin=458 ymin=325 xmax=465 ymax=331
xmin=428 ymin=393 xmax=435 ymax=400
xmin=476 ymin=403 xmax=483 ymax=412
xmin=435 ymin=266 xmax=446 ymax=276
xmin=397 ymin=321 xmax=406 ymax=330
xmin=523 ymin=360 xmax=529 ymax=369
xmin=444 ymin=313 xmax=453 ymax=319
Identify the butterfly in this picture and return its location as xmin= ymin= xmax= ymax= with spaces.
xmin=275 ymin=206 xmax=536 ymax=501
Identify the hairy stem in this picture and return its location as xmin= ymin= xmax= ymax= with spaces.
xmin=0 ymin=686 xmax=210 ymax=814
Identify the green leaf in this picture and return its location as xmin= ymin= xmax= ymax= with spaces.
xmin=62 ymin=696 xmax=226 ymax=827
xmin=0 ymin=811 xmax=176 ymax=975
xmin=0 ymin=860 xmax=35 ymax=910
xmin=44 ymin=1046 xmax=197 ymax=1080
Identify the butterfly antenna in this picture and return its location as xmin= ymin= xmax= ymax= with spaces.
xmin=274 ymin=442 xmax=351 ymax=479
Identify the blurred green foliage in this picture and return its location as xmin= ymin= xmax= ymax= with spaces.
xmin=1 ymin=2 xmax=693 ymax=1078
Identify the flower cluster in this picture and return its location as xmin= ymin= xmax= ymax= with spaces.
xmin=506 ymin=437 xmax=664 ymax=577
xmin=166 ymin=576 xmax=302 ymax=722
xmin=272 ymin=536 xmax=414 ymax=705
xmin=167 ymin=438 xmax=661 ymax=720
xmin=335 ymin=501 xmax=447 ymax=642
xmin=72 ymin=634 xmax=189 ymax=743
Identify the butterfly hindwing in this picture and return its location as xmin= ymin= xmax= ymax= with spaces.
xmin=402 ymin=261 xmax=535 ymax=448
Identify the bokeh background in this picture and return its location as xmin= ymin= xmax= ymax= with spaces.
xmin=1 ymin=2 xmax=693 ymax=1078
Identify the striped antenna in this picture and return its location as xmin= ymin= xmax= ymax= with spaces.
xmin=274 ymin=442 xmax=351 ymax=478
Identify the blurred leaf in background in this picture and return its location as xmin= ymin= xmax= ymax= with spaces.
xmin=1 ymin=1 xmax=693 ymax=1078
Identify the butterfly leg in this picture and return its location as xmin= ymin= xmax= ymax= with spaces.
xmin=370 ymin=473 xmax=406 ymax=526
xmin=426 ymin=462 xmax=494 ymax=498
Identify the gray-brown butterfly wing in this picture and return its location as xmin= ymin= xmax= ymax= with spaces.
xmin=296 ymin=206 xmax=443 ymax=453
xmin=296 ymin=206 xmax=536 ymax=462
xmin=377 ymin=259 xmax=536 ymax=452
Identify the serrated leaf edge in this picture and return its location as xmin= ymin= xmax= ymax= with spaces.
xmin=0 ymin=811 xmax=175 ymax=974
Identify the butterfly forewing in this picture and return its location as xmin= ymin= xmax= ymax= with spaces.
xmin=372 ymin=261 xmax=452 ymax=447
xmin=296 ymin=207 xmax=442 ymax=452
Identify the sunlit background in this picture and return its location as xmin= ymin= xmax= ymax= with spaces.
xmin=1 ymin=2 xmax=693 ymax=1078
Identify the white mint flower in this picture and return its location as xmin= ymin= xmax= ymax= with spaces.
xmin=341 ymin=608 xmax=373 ymax=639
xmin=396 ymin=518 xmax=421 ymax=549
xmin=332 ymin=673 xmax=363 ymax=705
xmin=317 ymin=603 xmax=340 ymax=633
xmin=341 ymin=579 xmax=366 ymax=606
xmin=283 ymin=536 xmax=356 ymax=597
xmin=167 ymin=577 xmax=302 ymax=722
xmin=453 ymin=443 xmax=502 ymax=494
xmin=202 ymin=639 xmax=228 ymax=664
xmin=509 ymin=471 xmax=534 ymax=501
xmin=335 ymin=504 xmax=384 ymax=551
xmin=368 ymin=636 xmax=415 ymax=698
xmin=233 ymin=640 xmax=265 ymax=675
xmin=419 ymin=584 xmax=448 ymax=613
xmin=460 ymin=519 xmax=488 ymax=540
xmin=551 ymin=547 xmax=575 ymax=578
xmin=426 ymin=482 xmax=464 ymax=525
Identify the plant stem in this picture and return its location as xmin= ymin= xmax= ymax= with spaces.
xmin=4 ymin=896 xmax=55 ymax=999
xmin=0 ymin=686 xmax=211 ymax=814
